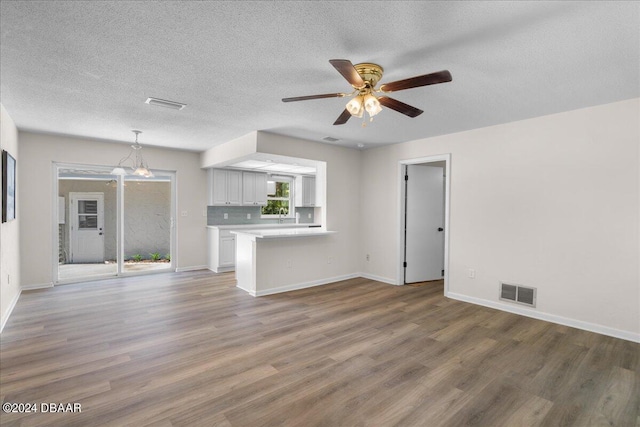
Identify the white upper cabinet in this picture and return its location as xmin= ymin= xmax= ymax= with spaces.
xmin=242 ymin=172 xmax=268 ymax=206
xmin=254 ymin=173 xmax=268 ymax=205
xmin=209 ymin=169 xmax=242 ymax=206
xmin=295 ymin=176 xmax=317 ymax=207
xmin=227 ymin=171 xmax=242 ymax=205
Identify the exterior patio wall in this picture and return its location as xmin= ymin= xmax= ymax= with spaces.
xmin=123 ymin=181 xmax=170 ymax=260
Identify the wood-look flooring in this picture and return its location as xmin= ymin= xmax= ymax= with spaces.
xmin=1 ymin=271 xmax=638 ymax=426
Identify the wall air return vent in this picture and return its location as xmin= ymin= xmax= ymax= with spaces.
xmin=145 ymin=97 xmax=186 ymax=110
xmin=500 ymin=282 xmax=536 ymax=307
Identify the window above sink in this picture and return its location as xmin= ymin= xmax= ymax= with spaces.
xmin=262 ymin=176 xmax=293 ymax=218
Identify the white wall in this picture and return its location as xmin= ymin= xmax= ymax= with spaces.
xmin=18 ymin=132 xmax=208 ymax=288
xmin=0 ymin=104 xmax=21 ymax=331
xmin=200 ymin=131 xmax=258 ymax=168
xmin=360 ymin=98 xmax=640 ymax=340
xmin=256 ymin=132 xmax=362 ymax=279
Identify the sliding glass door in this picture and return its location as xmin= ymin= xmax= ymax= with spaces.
xmin=55 ymin=164 xmax=175 ymax=283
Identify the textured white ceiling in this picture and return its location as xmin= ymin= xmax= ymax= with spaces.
xmin=1 ymin=1 xmax=638 ymax=151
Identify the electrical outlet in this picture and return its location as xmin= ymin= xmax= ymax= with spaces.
xmin=308 ymin=213 xmax=311 ymax=219
xmin=366 ymin=254 xmax=370 ymax=261
xmin=224 ymin=213 xmax=228 ymax=219
xmin=247 ymin=213 xmax=251 ymax=219
xmin=328 ymin=256 xmax=333 ymax=264
xmin=181 ymin=210 xmax=188 ymax=217
xmin=468 ymin=268 xmax=476 ymax=279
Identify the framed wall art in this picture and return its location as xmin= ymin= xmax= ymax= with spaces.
xmin=2 ymin=149 xmax=16 ymax=222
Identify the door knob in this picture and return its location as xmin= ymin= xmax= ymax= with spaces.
xmin=438 ymin=227 xmax=444 ymax=232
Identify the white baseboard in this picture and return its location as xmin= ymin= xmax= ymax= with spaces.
xmin=249 ymin=273 xmax=361 ymax=297
xmin=1 ymin=289 xmax=22 ymax=333
xmin=21 ymin=282 xmax=54 ymax=291
xmin=447 ymin=291 xmax=640 ymax=344
xmin=176 ymin=265 xmax=208 ymax=272
xmin=358 ymin=272 xmax=398 ymax=286
xmin=206 ymin=266 xmax=234 ymax=274
xmin=236 ymin=282 xmax=255 ymax=296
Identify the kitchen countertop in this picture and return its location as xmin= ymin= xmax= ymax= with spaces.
xmin=231 ymin=228 xmax=336 ymax=239
xmin=207 ymin=223 xmax=321 ymax=230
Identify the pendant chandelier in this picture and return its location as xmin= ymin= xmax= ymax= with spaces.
xmin=111 ymin=130 xmax=154 ymax=177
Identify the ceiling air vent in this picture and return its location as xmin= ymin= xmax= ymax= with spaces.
xmin=500 ymin=282 xmax=536 ymax=307
xmin=145 ymin=97 xmax=186 ymax=110
xmin=322 ymin=136 xmax=339 ymax=142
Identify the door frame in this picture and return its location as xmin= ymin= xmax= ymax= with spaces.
xmin=397 ymin=154 xmax=451 ymax=295
xmin=69 ymin=191 xmax=105 ymax=263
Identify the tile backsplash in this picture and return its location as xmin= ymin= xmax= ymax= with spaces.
xmin=207 ymin=206 xmax=315 ymax=225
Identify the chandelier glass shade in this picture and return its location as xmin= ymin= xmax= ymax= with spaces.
xmin=111 ymin=130 xmax=154 ymax=178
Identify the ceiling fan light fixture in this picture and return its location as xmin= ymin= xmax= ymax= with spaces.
xmin=364 ymin=94 xmax=382 ymax=117
xmin=282 ymin=59 xmax=450 ymax=126
xmin=346 ymin=96 xmax=364 ymax=118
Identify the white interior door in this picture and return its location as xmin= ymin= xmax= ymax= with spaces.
xmin=70 ymin=192 xmax=105 ymax=263
xmin=405 ymin=165 xmax=444 ymax=283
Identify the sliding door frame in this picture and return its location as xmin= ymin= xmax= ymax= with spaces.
xmin=53 ymin=162 xmax=177 ymax=284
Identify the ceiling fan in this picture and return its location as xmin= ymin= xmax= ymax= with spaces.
xmin=282 ymin=59 xmax=452 ymax=126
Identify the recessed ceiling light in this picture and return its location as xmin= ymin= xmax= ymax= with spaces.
xmin=357 ymin=143 xmax=365 ymax=148
xmin=145 ymin=97 xmax=186 ymax=110
xmin=323 ymin=136 xmax=340 ymax=142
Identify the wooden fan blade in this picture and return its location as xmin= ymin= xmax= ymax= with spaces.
xmin=379 ymin=70 xmax=452 ymax=93
xmin=333 ymin=109 xmax=352 ymax=125
xmin=329 ymin=59 xmax=365 ymax=88
xmin=378 ymin=96 xmax=423 ymax=118
xmin=282 ymin=92 xmax=346 ymax=102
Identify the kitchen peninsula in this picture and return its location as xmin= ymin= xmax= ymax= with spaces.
xmin=232 ymin=227 xmax=337 ymax=296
